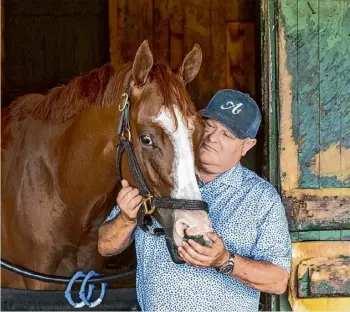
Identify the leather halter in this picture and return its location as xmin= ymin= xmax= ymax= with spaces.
xmin=116 ymin=78 xmax=209 ymax=236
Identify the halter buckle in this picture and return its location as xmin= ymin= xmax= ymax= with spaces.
xmin=118 ymin=93 xmax=129 ymax=111
xmin=120 ymin=128 xmax=131 ymax=141
xmin=143 ymin=194 xmax=155 ymax=215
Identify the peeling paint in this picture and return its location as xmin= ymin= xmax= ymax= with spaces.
xmin=278 ymin=23 xmax=299 ymax=193
xmin=289 ymin=242 xmax=350 ymax=311
xmin=310 ymin=141 xmax=350 ymax=182
xmin=279 ymin=0 xmax=350 ymax=200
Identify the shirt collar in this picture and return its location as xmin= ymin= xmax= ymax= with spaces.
xmin=199 ymin=162 xmax=243 ymax=189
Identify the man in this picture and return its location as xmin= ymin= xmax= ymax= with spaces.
xmin=98 ymin=89 xmax=291 ymax=311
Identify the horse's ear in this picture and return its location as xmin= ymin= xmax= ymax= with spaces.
xmin=176 ymin=44 xmax=202 ymax=84
xmin=132 ymin=40 xmax=154 ymax=86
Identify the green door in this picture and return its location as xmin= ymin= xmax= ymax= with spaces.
xmin=262 ymin=0 xmax=350 ymax=310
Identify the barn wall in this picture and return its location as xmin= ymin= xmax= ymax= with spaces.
xmin=2 ymin=0 xmax=110 ymax=107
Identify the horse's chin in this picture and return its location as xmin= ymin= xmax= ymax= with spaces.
xmin=166 ymin=238 xmax=185 ymax=264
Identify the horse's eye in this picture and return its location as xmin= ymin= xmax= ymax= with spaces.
xmin=140 ymin=134 xmax=153 ymax=146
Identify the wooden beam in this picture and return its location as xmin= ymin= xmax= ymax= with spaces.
xmin=285 ymin=196 xmax=350 ymax=231
xmin=298 ymin=256 xmax=350 ymax=298
xmin=226 ymin=22 xmax=256 ymax=98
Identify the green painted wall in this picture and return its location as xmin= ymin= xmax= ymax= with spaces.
xmin=271 ymin=1 xmax=350 ymax=310
xmin=280 ymin=0 xmax=350 ymax=189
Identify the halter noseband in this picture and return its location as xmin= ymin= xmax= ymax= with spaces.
xmin=116 ymin=78 xmax=209 ymax=236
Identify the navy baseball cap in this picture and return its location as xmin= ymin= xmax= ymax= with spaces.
xmin=200 ymin=89 xmax=261 ymax=139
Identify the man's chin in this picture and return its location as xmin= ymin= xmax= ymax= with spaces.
xmin=199 ymin=153 xmax=217 ymax=166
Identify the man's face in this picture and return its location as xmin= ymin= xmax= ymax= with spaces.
xmin=199 ymin=118 xmax=255 ymax=174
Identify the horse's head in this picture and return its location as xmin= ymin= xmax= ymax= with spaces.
xmin=116 ymin=41 xmax=213 ymax=261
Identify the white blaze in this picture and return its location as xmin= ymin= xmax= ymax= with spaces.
xmin=153 ymin=106 xmax=201 ymax=200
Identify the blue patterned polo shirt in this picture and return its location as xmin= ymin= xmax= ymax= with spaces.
xmin=106 ymin=163 xmax=291 ymax=311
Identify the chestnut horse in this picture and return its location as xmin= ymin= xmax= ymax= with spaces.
xmin=1 ymin=41 xmax=212 ymax=290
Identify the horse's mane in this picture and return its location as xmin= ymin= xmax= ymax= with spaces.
xmin=9 ymin=62 xmax=199 ymax=125
xmin=9 ymin=63 xmax=127 ymax=123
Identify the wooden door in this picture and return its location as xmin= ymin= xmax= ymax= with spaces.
xmin=266 ymin=0 xmax=350 ymax=310
xmin=109 ymin=0 xmax=262 ymax=172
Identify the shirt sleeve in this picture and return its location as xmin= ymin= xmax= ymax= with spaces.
xmin=104 ymin=205 xmax=136 ymax=239
xmin=251 ymin=193 xmax=292 ymax=272
xmin=104 ymin=205 xmax=120 ymax=222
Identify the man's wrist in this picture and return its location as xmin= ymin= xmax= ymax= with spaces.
xmin=119 ymin=212 xmax=137 ymax=226
xmin=216 ymin=250 xmax=231 ymax=268
xmin=215 ymin=251 xmax=235 ymax=275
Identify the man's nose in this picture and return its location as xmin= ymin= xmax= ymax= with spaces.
xmin=208 ymin=129 xmax=220 ymax=142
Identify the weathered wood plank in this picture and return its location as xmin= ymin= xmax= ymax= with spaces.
xmin=279 ymin=0 xmax=350 ymax=199
xmin=291 ymin=231 xmax=346 ymax=242
xmin=290 ymin=232 xmax=300 ymax=242
xmin=108 ymin=0 xmax=119 ymax=66
xmin=153 ymin=0 xmax=169 ymax=64
xmin=289 ymin=242 xmax=350 ymax=310
xmin=298 ymin=0 xmax=320 ymax=189
xmin=297 ymin=256 xmax=350 ymax=298
xmin=226 ymin=22 xmax=256 ymax=98
xmin=340 ymin=1 xmax=350 ymax=187
xmin=224 ymin=0 xmax=257 ymax=22
xmin=284 ymin=196 xmax=350 ymax=231
xmin=341 ymin=230 xmax=350 ymax=240
xmin=279 ymin=0 xmax=299 ymax=193
xmin=211 ymin=0 xmax=227 ymax=95
xmin=318 ymin=0 xmax=342 ymax=188
xmin=319 ymin=230 xmax=341 ymax=241
xmin=109 ymin=0 xmax=143 ymax=68
xmin=184 ymin=0 xmax=211 ymax=107
xmin=168 ymin=0 xmax=184 ymax=69
xmin=226 ymin=20 xmax=259 ymax=173
xmin=298 ymin=231 xmax=320 ymax=241
xmin=139 ymin=0 xmax=153 ymax=50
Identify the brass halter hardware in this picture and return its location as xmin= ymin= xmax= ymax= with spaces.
xmin=118 ymin=93 xmax=129 ymax=111
xmin=143 ymin=194 xmax=156 ymax=215
xmin=120 ymin=128 xmax=131 ymax=141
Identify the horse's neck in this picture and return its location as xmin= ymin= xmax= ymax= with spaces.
xmin=2 ymin=118 xmax=83 ymax=232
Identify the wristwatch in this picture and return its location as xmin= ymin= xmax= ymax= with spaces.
xmin=216 ymin=252 xmax=235 ymax=275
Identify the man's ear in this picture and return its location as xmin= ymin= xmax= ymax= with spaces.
xmin=241 ymin=138 xmax=257 ymax=156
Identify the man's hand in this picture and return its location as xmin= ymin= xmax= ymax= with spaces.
xmin=178 ymin=232 xmax=230 ymax=269
xmin=117 ymin=179 xmax=142 ymax=224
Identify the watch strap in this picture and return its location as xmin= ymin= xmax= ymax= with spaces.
xmin=216 ymin=252 xmax=235 ymax=275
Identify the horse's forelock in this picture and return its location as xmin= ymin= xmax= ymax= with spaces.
xmin=150 ymin=64 xmax=201 ymax=129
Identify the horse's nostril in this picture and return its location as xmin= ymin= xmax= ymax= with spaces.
xmin=184 ymin=234 xmax=210 ymax=247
